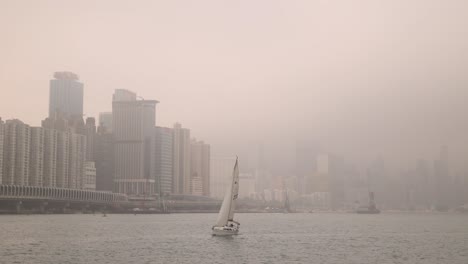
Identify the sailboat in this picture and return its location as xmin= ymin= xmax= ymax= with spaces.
xmin=212 ymin=158 xmax=240 ymax=236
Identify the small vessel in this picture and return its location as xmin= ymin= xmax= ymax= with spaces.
xmin=212 ymin=158 xmax=240 ymax=236
xmin=356 ymin=192 xmax=381 ymax=214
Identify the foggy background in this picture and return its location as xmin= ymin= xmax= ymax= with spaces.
xmin=1 ymin=0 xmax=468 ymax=175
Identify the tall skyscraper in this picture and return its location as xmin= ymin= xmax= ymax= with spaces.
xmin=112 ymin=90 xmax=158 ymax=195
xmin=3 ymin=120 xmax=30 ymax=185
xmin=172 ymin=123 xmax=191 ymax=194
xmin=190 ymin=139 xmax=210 ymax=196
xmin=49 ymin=72 xmax=84 ymax=119
xmin=95 ymin=126 xmax=114 ymax=192
xmin=85 ymin=117 xmax=97 ymax=161
xmin=155 ymin=126 xmax=173 ymax=195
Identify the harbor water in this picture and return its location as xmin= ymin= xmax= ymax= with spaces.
xmin=1 ymin=213 xmax=467 ymax=264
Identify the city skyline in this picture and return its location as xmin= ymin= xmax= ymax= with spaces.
xmin=1 ymin=1 xmax=468 ymax=173
xmin=1 ymin=2 xmax=467 ymax=263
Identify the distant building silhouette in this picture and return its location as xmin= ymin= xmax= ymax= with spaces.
xmin=154 ymin=126 xmax=173 ymax=196
xmin=172 ymin=123 xmax=191 ymax=194
xmin=49 ymin=72 xmax=84 ymax=119
xmin=210 ymin=156 xmax=236 ymax=199
xmin=85 ymin=117 xmax=96 ymax=162
xmin=98 ymin=112 xmax=113 ymax=133
xmin=95 ymin=124 xmax=114 ymax=192
xmin=190 ymin=139 xmax=210 ymax=196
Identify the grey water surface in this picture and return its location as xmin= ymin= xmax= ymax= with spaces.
xmin=1 ymin=213 xmax=467 ymax=264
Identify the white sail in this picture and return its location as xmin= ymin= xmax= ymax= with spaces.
xmin=214 ymin=158 xmax=238 ymax=227
xmin=228 ymin=159 xmax=239 ymax=221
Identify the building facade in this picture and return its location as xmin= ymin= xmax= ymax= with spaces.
xmin=112 ymin=90 xmax=158 ymax=195
xmin=49 ymin=72 xmax=84 ymax=119
xmin=155 ymin=126 xmax=173 ymax=196
xmin=190 ymin=175 xmax=203 ymax=196
xmin=172 ymin=123 xmax=191 ymax=195
xmin=85 ymin=117 xmax=96 ymax=162
xmin=190 ymin=139 xmax=210 ymax=196
xmin=95 ymin=126 xmax=114 ymax=192
xmin=43 ymin=128 xmax=57 ymax=187
xmin=3 ymin=120 xmax=30 ymax=186
xmin=98 ymin=112 xmax=112 ymax=133
xmin=112 ymin=89 xmax=136 ymax=102
xmin=29 ymin=127 xmax=44 ymax=186
xmin=68 ymin=133 xmax=86 ymax=189
xmin=55 ymin=130 xmax=70 ymax=188
xmin=42 ymin=116 xmax=87 ymax=190
xmin=84 ymin=161 xmax=96 ymax=190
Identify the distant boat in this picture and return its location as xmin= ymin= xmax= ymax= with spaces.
xmin=356 ymin=192 xmax=381 ymax=214
xmin=212 ymin=158 xmax=240 ymax=236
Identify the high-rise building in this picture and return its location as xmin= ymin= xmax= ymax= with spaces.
xmin=43 ymin=128 xmax=57 ymax=187
xmin=95 ymin=123 xmax=114 ymax=191
xmin=84 ymin=161 xmax=96 ymax=190
xmin=112 ymin=90 xmax=158 ymax=195
xmin=29 ymin=127 xmax=45 ymax=186
xmin=0 ymin=118 xmax=4 ymax=184
xmin=302 ymin=153 xmax=345 ymax=210
xmin=55 ymin=130 xmax=70 ymax=188
xmin=172 ymin=123 xmax=191 ymax=194
xmin=49 ymin=72 xmax=84 ymax=119
xmin=190 ymin=139 xmax=210 ymax=196
xmin=68 ymin=133 xmax=86 ymax=189
xmin=210 ymin=156 xmax=236 ymax=199
xmin=112 ymin=89 xmax=137 ymax=102
xmin=42 ymin=116 xmax=87 ymax=189
xmin=98 ymin=112 xmax=113 ymax=133
xmin=190 ymin=175 xmax=203 ymax=196
xmin=3 ymin=120 xmax=30 ymax=185
xmin=155 ymin=126 xmax=173 ymax=195
xmin=85 ymin=117 xmax=96 ymax=161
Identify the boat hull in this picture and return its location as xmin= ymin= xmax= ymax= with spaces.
xmin=212 ymin=226 xmax=239 ymax=236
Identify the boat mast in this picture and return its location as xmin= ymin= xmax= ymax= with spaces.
xmin=227 ymin=158 xmax=238 ymax=222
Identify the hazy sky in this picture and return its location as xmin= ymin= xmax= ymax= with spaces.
xmin=1 ymin=0 xmax=467 ymax=172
